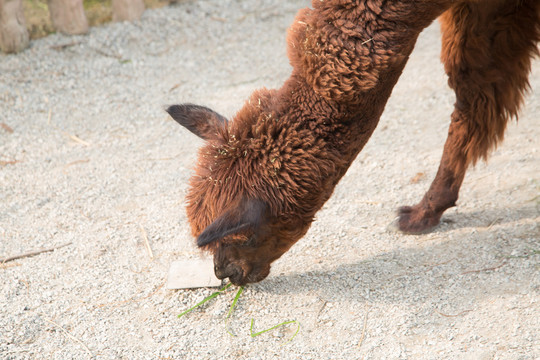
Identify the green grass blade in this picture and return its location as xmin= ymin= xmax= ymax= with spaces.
xmin=226 ymin=286 xmax=244 ymax=319
xmin=178 ymin=283 xmax=300 ymax=345
xmin=225 ymin=286 xmax=244 ymax=336
xmin=250 ymin=318 xmax=300 ymax=345
xmin=177 ymin=283 xmax=232 ymax=318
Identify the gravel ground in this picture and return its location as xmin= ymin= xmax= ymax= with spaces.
xmin=1 ymin=0 xmax=539 ymax=359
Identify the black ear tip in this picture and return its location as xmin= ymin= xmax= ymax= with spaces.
xmin=165 ymin=104 xmax=183 ymax=118
xmin=197 ymin=232 xmax=216 ymax=247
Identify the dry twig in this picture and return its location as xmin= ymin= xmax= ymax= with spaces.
xmin=357 ymin=303 xmax=370 ymax=348
xmin=43 ymin=317 xmax=93 ymax=357
xmin=47 ymin=107 xmax=91 ymax=146
xmin=139 ymin=224 xmax=154 ymax=259
xmin=461 ymin=261 xmax=507 ymax=275
xmin=169 ymin=83 xmax=181 ymax=92
xmin=51 ymin=41 xmax=82 ymax=50
xmin=0 ymin=160 xmax=19 ymax=166
xmin=0 ymin=262 xmax=20 ymax=269
xmin=361 ymin=38 xmax=374 ymax=45
xmin=0 ymin=122 xmax=14 ymax=133
xmin=410 ymin=172 xmax=426 ymax=184
xmin=91 ymin=46 xmax=124 ymax=60
xmin=486 ymin=217 xmax=502 ymax=229
xmin=65 ymin=133 xmax=91 ymax=146
xmin=62 ymin=159 xmax=90 ymax=174
xmin=0 ymin=242 xmax=72 ymax=263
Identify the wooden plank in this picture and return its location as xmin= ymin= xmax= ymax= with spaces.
xmin=166 ymin=258 xmax=222 ymax=289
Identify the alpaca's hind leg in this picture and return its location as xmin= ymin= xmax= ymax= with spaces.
xmin=398 ymin=0 xmax=539 ymax=234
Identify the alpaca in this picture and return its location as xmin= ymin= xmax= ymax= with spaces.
xmin=167 ymin=0 xmax=540 ymax=285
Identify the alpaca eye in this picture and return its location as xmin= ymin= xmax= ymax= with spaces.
xmin=242 ymin=235 xmax=257 ymax=248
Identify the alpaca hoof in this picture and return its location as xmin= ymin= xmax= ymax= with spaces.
xmin=395 ymin=205 xmax=441 ymax=234
xmin=386 ymin=216 xmax=402 ymax=233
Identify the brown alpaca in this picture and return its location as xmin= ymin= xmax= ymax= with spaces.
xmin=167 ymin=0 xmax=540 ymax=285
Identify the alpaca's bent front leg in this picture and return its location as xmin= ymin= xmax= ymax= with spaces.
xmin=398 ymin=0 xmax=540 ymax=233
xmin=398 ymin=110 xmax=468 ymax=233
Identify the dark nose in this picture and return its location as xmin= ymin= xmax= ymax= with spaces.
xmin=214 ymin=264 xmax=233 ymax=280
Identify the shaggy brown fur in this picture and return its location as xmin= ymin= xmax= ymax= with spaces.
xmin=167 ymin=0 xmax=539 ymax=285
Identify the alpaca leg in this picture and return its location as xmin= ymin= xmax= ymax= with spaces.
xmin=398 ymin=0 xmax=540 ymax=234
xmin=397 ymin=108 xmax=468 ymax=233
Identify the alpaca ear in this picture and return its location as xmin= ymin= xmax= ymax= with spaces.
xmin=197 ymin=199 xmax=268 ymax=247
xmin=166 ymin=103 xmax=227 ymax=140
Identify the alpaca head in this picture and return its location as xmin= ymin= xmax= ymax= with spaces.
xmin=166 ymin=96 xmax=321 ymax=285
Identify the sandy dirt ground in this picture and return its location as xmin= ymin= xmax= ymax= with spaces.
xmin=1 ymin=0 xmax=539 ymax=359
